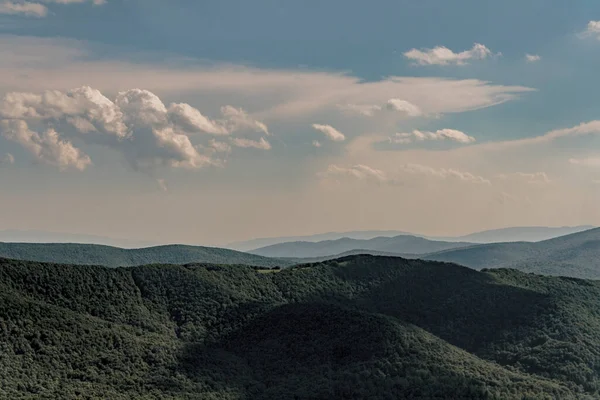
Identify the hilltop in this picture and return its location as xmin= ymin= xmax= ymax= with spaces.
xmin=0 ymin=242 xmax=287 ymax=268
xmin=3 ymin=255 xmax=600 ymax=398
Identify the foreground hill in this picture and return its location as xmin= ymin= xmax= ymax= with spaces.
xmin=425 ymin=227 xmax=600 ymax=279
xmin=0 ymin=242 xmax=286 ymax=268
xmin=3 ymin=256 xmax=600 ymax=398
xmin=251 ymin=235 xmax=472 ymax=258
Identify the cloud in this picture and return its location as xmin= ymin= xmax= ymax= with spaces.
xmin=318 ymin=164 xmax=388 ymax=184
xmin=0 ymin=86 xmax=270 ymax=170
xmin=312 ymin=140 xmax=321 ymax=148
xmin=230 ymin=137 xmax=271 ymax=150
xmin=0 ymin=119 xmax=91 ymax=170
xmin=525 ymin=54 xmax=541 ymax=63
xmin=569 ymin=157 xmax=600 ymax=167
xmin=220 ymin=105 xmax=269 ymax=135
xmin=0 ymin=36 xmax=534 ymax=121
xmin=403 ymin=43 xmax=494 ymax=66
xmin=0 ymin=2 xmax=47 ymax=17
xmin=384 ymin=99 xmax=423 ymax=116
xmin=312 ymin=124 xmax=345 ymax=142
xmin=339 ymin=98 xmax=422 ymax=118
xmin=496 ymin=172 xmax=551 ymax=185
xmin=0 ymin=152 xmax=14 ymax=164
xmin=157 ymin=178 xmax=167 ymax=192
xmin=400 ymin=163 xmax=491 ymax=185
xmin=319 ymin=163 xmax=489 ymax=186
xmin=391 ymin=129 xmax=475 ymax=144
xmin=580 ymin=21 xmax=600 ymax=40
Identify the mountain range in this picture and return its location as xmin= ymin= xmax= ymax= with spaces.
xmin=3 ymin=255 xmax=599 ymax=398
xmin=232 ymin=225 xmax=593 ymax=251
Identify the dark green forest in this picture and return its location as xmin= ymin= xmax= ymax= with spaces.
xmin=2 ymin=255 xmax=600 ymax=399
xmin=0 ymin=242 xmax=289 ymax=268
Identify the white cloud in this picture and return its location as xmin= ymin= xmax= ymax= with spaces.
xmin=168 ymin=103 xmax=228 ymax=135
xmin=0 ymin=120 xmax=91 ymax=170
xmin=0 ymin=86 xmax=270 ymax=170
xmin=385 ymin=98 xmax=423 ymax=116
xmin=0 ymin=152 xmax=14 ymax=164
xmin=404 ymin=43 xmax=494 ymax=66
xmin=220 ymin=105 xmax=269 ymax=135
xmin=312 ymin=140 xmax=321 ymax=148
xmin=569 ymin=157 xmax=600 ymax=167
xmin=525 ymin=54 xmax=541 ymax=63
xmin=391 ymin=129 xmax=475 ymax=144
xmin=312 ymin=124 xmax=345 ymax=142
xmin=0 ymin=1 xmax=47 ymax=17
xmin=580 ymin=21 xmax=600 ymax=40
xmin=230 ymin=137 xmax=271 ymax=150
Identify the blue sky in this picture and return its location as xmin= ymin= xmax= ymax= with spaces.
xmin=1 ymin=0 xmax=600 ymax=245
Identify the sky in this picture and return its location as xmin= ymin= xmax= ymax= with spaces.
xmin=1 ymin=0 xmax=600 ymax=246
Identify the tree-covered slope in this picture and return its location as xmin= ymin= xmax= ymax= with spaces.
xmin=0 ymin=242 xmax=287 ymax=268
xmin=424 ymin=227 xmax=600 ymax=278
xmin=3 ymin=255 xmax=600 ymax=398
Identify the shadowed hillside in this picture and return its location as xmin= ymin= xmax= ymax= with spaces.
xmin=3 ymin=255 xmax=600 ymax=398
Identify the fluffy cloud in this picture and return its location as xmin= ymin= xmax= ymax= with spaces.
xmin=580 ymin=21 xmax=600 ymax=40
xmin=391 ymin=129 xmax=475 ymax=144
xmin=404 ymin=43 xmax=494 ymax=66
xmin=230 ymin=137 xmax=271 ymax=150
xmin=0 ymin=1 xmax=47 ymax=17
xmin=0 ymin=120 xmax=91 ymax=170
xmin=0 ymin=86 xmax=270 ymax=170
xmin=525 ymin=54 xmax=541 ymax=63
xmin=0 ymin=152 xmax=14 ymax=165
xmin=312 ymin=124 xmax=345 ymax=142
xmin=312 ymin=140 xmax=321 ymax=148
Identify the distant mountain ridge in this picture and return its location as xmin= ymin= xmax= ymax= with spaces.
xmin=231 ymin=225 xmax=594 ymax=251
xmin=0 ymin=242 xmax=287 ymax=268
xmin=0 ymin=229 xmax=157 ymax=249
xmin=251 ymin=235 xmax=473 ymax=258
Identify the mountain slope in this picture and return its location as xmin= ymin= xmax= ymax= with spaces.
xmin=0 ymin=242 xmax=287 ymax=268
xmin=425 ymin=227 xmax=600 ymax=279
xmin=446 ymin=225 xmax=595 ymax=243
xmin=251 ymin=235 xmax=472 ymax=258
xmin=3 ymin=255 xmax=600 ymax=398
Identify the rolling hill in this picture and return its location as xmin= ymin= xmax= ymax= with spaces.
xmin=3 ymin=255 xmax=600 ymax=398
xmin=0 ymin=242 xmax=287 ymax=268
xmin=425 ymin=227 xmax=600 ymax=279
xmin=251 ymin=235 xmax=473 ymax=258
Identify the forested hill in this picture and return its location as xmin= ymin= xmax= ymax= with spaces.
xmin=3 ymin=255 xmax=600 ymax=398
xmin=0 ymin=242 xmax=287 ymax=268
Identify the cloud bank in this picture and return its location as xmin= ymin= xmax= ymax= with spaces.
xmin=0 ymin=86 xmax=270 ymax=171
